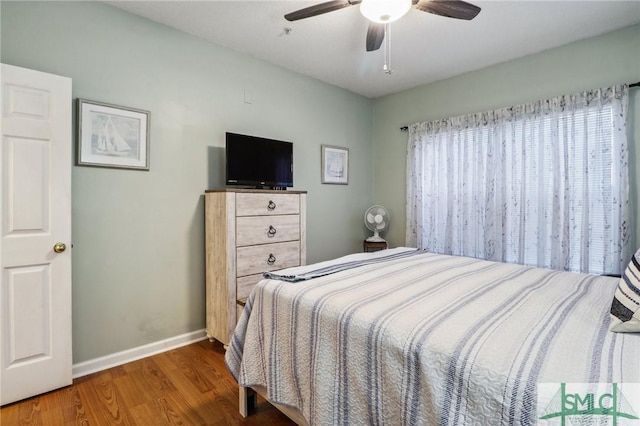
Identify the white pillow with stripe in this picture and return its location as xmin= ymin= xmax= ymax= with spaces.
xmin=610 ymin=248 xmax=640 ymax=332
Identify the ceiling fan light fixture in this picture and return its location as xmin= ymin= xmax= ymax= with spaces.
xmin=360 ymin=0 xmax=412 ymax=23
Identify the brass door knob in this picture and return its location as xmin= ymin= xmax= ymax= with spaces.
xmin=53 ymin=242 xmax=66 ymax=253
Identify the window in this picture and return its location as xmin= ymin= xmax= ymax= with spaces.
xmin=406 ymin=86 xmax=631 ymax=275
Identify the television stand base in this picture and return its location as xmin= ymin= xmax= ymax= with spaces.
xmin=254 ymin=186 xmax=287 ymax=191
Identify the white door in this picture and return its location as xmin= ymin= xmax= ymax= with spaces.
xmin=0 ymin=64 xmax=72 ymax=405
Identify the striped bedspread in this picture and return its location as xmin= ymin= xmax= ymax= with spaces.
xmin=225 ymin=248 xmax=640 ymax=425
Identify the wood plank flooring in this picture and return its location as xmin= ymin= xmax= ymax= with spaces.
xmin=0 ymin=340 xmax=295 ymax=425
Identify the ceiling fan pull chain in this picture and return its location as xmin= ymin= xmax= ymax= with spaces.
xmin=384 ymin=23 xmax=393 ymax=74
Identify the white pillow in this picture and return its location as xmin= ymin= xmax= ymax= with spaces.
xmin=610 ymin=248 xmax=640 ymax=332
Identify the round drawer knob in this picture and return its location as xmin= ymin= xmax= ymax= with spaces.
xmin=267 ymin=200 xmax=276 ymax=211
xmin=268 ymin=225 xmax=277 ymax=237
xmin=267 ymin=254 xmax=276 ymax=265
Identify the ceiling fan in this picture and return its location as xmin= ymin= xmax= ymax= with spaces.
xmin=285 ymin=0 xmax=481 ymax=52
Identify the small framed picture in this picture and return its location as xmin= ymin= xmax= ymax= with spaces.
xmin=77 ymin=99 xmax=150 ymax=170
xmin=321 ymin=145 xmax=349 ymax=185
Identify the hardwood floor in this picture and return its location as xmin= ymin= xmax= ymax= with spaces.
xmin=0 ymin=340 xmax=295 ymax=425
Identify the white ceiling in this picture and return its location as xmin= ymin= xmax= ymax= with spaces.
xmin=107 ymin=0 xmax=640 ymax=98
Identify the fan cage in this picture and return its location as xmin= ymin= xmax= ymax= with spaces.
xmin=364 ymin=205 xmax=389 ymax=242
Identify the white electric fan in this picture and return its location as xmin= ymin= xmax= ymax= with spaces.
xmin=364 ymin=205 xmax=390 ymax=242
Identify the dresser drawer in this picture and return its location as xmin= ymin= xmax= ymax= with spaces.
xmin=236 ymin=273 xmax=263 ymax=300
xmin=236 ymin=193 xmax=299 ymax=216
xmin=236 ymin=241 xmax=300 ymax=277
xmin=236 ymin=215 xmax=300 ymax=247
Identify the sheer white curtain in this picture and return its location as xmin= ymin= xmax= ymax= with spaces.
xmin=406 ymin=85 xmax=631 ymax=275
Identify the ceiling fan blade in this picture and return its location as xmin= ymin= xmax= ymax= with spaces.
xmin=413 ymin=0 xmax=481 ymax=20
xmin=285 ymin=1 xmax=359 ymax=22
xmin=366 ymin=23 xmax=385 ymax=52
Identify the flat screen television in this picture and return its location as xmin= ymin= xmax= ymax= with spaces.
xmin=225 ymin=132 xmax=293 ymax=189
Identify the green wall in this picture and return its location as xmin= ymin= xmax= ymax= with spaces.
xmin=1 ymin=1 xmax=373 ymax=363
xmin=372 ymin=24 xmax=640 ymax=252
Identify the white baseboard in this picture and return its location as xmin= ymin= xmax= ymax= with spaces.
xmin=72 ymin=329 xmax=208 ymax=379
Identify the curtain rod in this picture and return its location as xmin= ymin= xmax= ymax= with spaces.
xmin=399 ymin=81 xmax=640 ymax=132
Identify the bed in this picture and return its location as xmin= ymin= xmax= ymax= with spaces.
xmin=225 ymin=248 xmax=640 ymax=425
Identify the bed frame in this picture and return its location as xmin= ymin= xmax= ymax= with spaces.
xmin=239 ymin=385 xmax=308 ymax=425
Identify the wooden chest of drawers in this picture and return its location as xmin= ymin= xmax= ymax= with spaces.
xmin=204 ymin=189 xmax=307 ymax=345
